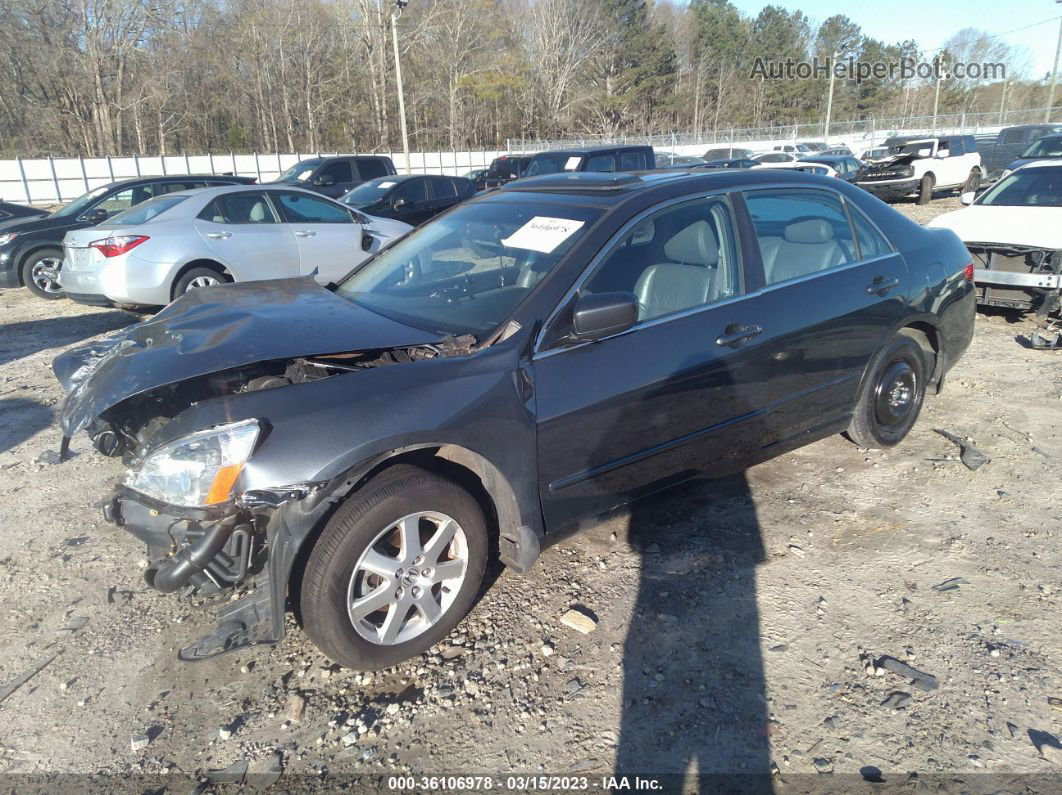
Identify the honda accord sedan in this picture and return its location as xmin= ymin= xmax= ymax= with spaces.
xmin=60 ymin=185 xmax=411 ymax=309
xmin=53 ymin=169 xmax=974 ymax=669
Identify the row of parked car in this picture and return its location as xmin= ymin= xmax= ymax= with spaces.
xmin=3 ymin=124 xmax=1061 ymax=311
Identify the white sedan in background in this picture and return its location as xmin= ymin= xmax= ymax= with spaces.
xmin=751 ymin=160 xmax=839 ymax=178
xmin=927 ymin=159 xmax=1062 ymax=315
xmin=60 ymin=185 xmax=412 ymax=308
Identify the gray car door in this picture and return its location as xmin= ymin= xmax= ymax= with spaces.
xmin=193 ymin=190 xmax=301 ymax=281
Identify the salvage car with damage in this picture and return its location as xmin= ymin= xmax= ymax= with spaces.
xmin=927 ymin=160 xmax=1062 ymax=317
xmin=54 ymin=169 xmax=975 ymax=669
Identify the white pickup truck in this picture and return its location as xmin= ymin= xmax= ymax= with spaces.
xmin=855 ymin=135 xmax=983 ymax=204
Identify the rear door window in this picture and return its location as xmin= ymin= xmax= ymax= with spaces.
xmin=319 ymin=160 xmax=353 ymax=184
xmin=356 ymin=159 xmax=389 ymax=180
xmin=846 ymin=204 xmax=893 ymax=259
xmin=743 ymin=189 xmax=858 ymax=285
xmin=586 ymin=154 xmax=616 ymax=172
xmin=198 ymin=191 xmax=278 ymax=224
xmin=619 ymin=151 xmax=647 ymax=170
xmin=273 ymin=191 xmax=354 ymax=223
xmin=429 ymin=176 xmax=458 ymax=200
xmin=393 ymin=179 xmax=429 ymax=205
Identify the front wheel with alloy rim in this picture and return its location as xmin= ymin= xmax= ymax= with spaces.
xmin=847 ymin=334 xmax=928 ymax=448
xmin=300 ymin=465 xmax=488 ymax=669
xmin=963 ymin=169 xmax=981 ymax=194
xmin=21 ymin=249 xmax=66 ymax=299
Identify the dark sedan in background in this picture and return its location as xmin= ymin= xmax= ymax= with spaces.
xmin=0 ymin=174 xmax=256 ymax=299
xmin=0 ymin=200 xmax=47 ymax=221
xmin=799 ymin=154 xmax=864 ymax=182
xmin=339 ymin=174 xmax=477 ymax=225
xmin=56 ymin=168 xmax=974 ymax=670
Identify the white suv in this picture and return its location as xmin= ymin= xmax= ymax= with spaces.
xmin=855 ymin=135 xmax=983 ymax=204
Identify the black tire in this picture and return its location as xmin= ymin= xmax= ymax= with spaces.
xmin=21 ymin=248 xmax=66 ymax=299
xmin=172 ymin=266 xmax=226 ymax=299
xmin=847 ymin=334 xmax=929 ymax=448
xmin=916 ymin=174 xmax=935 ymax=205
xmin=962 ymin=168 xmax=981 ymax=194
xmin=300 ymin=465 xmax=488 ymax=670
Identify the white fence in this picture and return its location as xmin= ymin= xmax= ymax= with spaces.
xmin=0 ymin=150 xmax=507 ymax=206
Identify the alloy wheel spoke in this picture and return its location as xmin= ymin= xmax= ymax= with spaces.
xmin=422 ymin=518 xmax=458 ymax=564
xmin=431 ymin=559 xmax=465 ymax=583
xmin=416 ymin=592 xmax=441 ymax=624
xmin=359 ymin=549 xmax=397 ymax=579
xmin=378 ymin=602 xmax=406 ymax=644
xmin=398 ymin=515 xmax=422 ymax=560
xmin=349 ymin=583 xmax=392 ymax=622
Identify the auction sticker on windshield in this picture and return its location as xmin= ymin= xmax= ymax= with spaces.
xmin=379 ymin=181 xmax=397 ymax=188
xmin=501 ymin=216 xmax=585 ymax=253
xmin=564 ymin=156 xmax=582 ymax=171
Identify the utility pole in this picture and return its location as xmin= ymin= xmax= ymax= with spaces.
xmin=824 ymin=51 xmax=839 ymax=140
xmin=1046 ymin=3 xmax=1062 ymax=123
xmin=391 ymin=0 xmax=411 ymax=174
xmin=1000 ymin=79 xmax=1010 ymax=123
xmin=932 ymin=55 xmax=947 ymax=132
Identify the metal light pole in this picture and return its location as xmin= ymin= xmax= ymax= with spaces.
xmin=824 ymin=51 xmax=839 ymax=140
xmin=932 ymin=55 xmax=947 ymax=132
xmin=999 ymin=79 xmax=1010 ymax=123
xmin=391 ymin=0 xmax=411 ymax=174
xmin=1046 ymin=3 xmax=1062 ymax=123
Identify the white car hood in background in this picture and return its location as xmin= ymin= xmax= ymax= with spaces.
xmin=927 ymin=205 xmax=1062 ymax=249
xmin=361 ymin=214 xmax=412 ymax=241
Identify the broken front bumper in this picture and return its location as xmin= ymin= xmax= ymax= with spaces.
xmin=103 ymin=482 xmax=327 ymax=661
xmin=969 ymin=245 xmax=1062 ymax=315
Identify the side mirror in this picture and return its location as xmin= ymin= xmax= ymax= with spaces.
xmin=571 ymin=292 xmax=638 ymax=341
xmin=78 ymin=207 xmax=109 ymax=224
xmin=393 ymin=197 xmax=410 ymax=210
xmin=314 ymin=175 xmax=335 ymax=187
xmin=960 ymin=191 xmax=975 ymax=205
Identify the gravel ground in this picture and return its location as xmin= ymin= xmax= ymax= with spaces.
xmin=0 ymin=196 xmax=1059 ymax=790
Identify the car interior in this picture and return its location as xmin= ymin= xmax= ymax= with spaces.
xmin=204 ymin=193 xmax=275 ymax=224
xmin=582 ymin=200 xmax=739 ymax=321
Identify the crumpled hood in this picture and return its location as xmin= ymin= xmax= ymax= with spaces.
xmin=861 ymin=153 xmax=919 ymax=172
xmin=54 ymin=277 xmax=440 ymax=435
xmin=927 ymin=205 xmax=1062 ymax=249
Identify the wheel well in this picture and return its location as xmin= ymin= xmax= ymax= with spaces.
xmin=898 ymin=322 xmax=942 ymax=391
xmin=170 ymin=259 xmax=231 ymax=300
xmin=16 ymin=244 xmax=63 ymax=285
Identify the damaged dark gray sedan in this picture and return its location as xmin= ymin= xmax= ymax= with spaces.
xmin=54 ymin=170 xmax=975 ymax=669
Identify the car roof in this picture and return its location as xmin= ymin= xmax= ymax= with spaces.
xmin=495 ymin=168 xmax=838 ymax=207
xmin=163 ymin=183 xmax=329 ymax=200
xmin=800 ymin=154 xmax=849 ymax=162
xmin=529 ymin=145 xmax=651 ymax=157
xmin=90 ymin=174 xmax=253 ymax=191
xmin=1014 ymin=158 xmax=1062 ymax=171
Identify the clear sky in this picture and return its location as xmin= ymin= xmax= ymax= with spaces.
xmin=726 ymin=0 xmax=1062 ymax=79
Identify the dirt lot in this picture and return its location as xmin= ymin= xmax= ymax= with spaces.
xmin=0 ymin=197 xmax=1059 ymax=789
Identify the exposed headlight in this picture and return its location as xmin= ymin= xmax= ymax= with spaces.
xmin=0 ymin=232 xmax=18 ymax=246
xmin=126 ymin=419 xmax=260 ymax=507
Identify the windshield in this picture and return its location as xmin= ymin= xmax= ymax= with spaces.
xmin=1021 ymin=138 xmax=1062 ymax=158
xmin=277 ymin=160 xmax=321 ymax=182
xmin=525 ymin=154 xmax=582 ymax=177
xmin=341 ymin=179 xmax=399 ymax=205
xmin=335 ymin=201 xmax=602 ymax=336
xmin=107 ymin=194 xmax=188 ymax=225
xmin=977 ymin=167 xmax=1062 ymax=207
xmin=50 ymin=186 xmax=109 ymax=219
xmin=889 ymin=141 xmax=934 ymax=156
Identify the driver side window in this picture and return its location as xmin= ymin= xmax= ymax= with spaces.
xmin=581 ymin=196 xmax=742 ymax=322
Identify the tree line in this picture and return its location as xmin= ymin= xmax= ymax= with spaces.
xmin=0 ymin=0 xmax=1053 ymax=158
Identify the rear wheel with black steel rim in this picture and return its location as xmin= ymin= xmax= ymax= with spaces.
xmin=21 ymin=248 xmax=65 ymax=299
xmin=847 ymin=334 xmax=928 ymax=448
xmin=300 ymin=465 xmax=488 ymax=669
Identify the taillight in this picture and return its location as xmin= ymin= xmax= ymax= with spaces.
xmin=89 ymin=235 xmax=149 ymax=258
xmin=963 ymin=262 xmax=974 ymax=281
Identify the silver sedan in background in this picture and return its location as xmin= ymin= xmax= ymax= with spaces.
xmin=59 ymin=185 xmax=412 ymax=308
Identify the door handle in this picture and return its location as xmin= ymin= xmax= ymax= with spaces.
xmin=716 ymin=323 xmax=763 ymax=348
xmin=205 ymin=231 xmax=231 ymax=239
xmin=294 ymin=230 xmax=317 ymax=237
xmin=867 ymin=275 xmax=901 ymax=295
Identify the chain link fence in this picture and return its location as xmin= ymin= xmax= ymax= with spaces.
xmin=506 ymin=107 xmax=1059 ymax=153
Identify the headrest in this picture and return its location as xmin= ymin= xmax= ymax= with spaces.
xmin=664 ymin=220 xmax=718 ymax=266
xmin=249 ymin=201 xmax=268 ymax=222
xmin=784 ymin=218 xmax=834 ymax=244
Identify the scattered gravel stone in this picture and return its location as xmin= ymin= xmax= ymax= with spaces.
xmin=540 ymin=643 xmax=555 ymax=657
xmin=880 ymin=691 xmax=912 ymax=710
xmin=282 ymin=693 xmax=306 ymax=722
xmin=218 ymin=726 xmax=233 ymax=740
xmin=876 ymin=656 xmax=939 ymax=691
xmin=560 ymin=607 xmax=598 ymax=634
xmin=130 ymin=734 xmax=149 ymax=752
